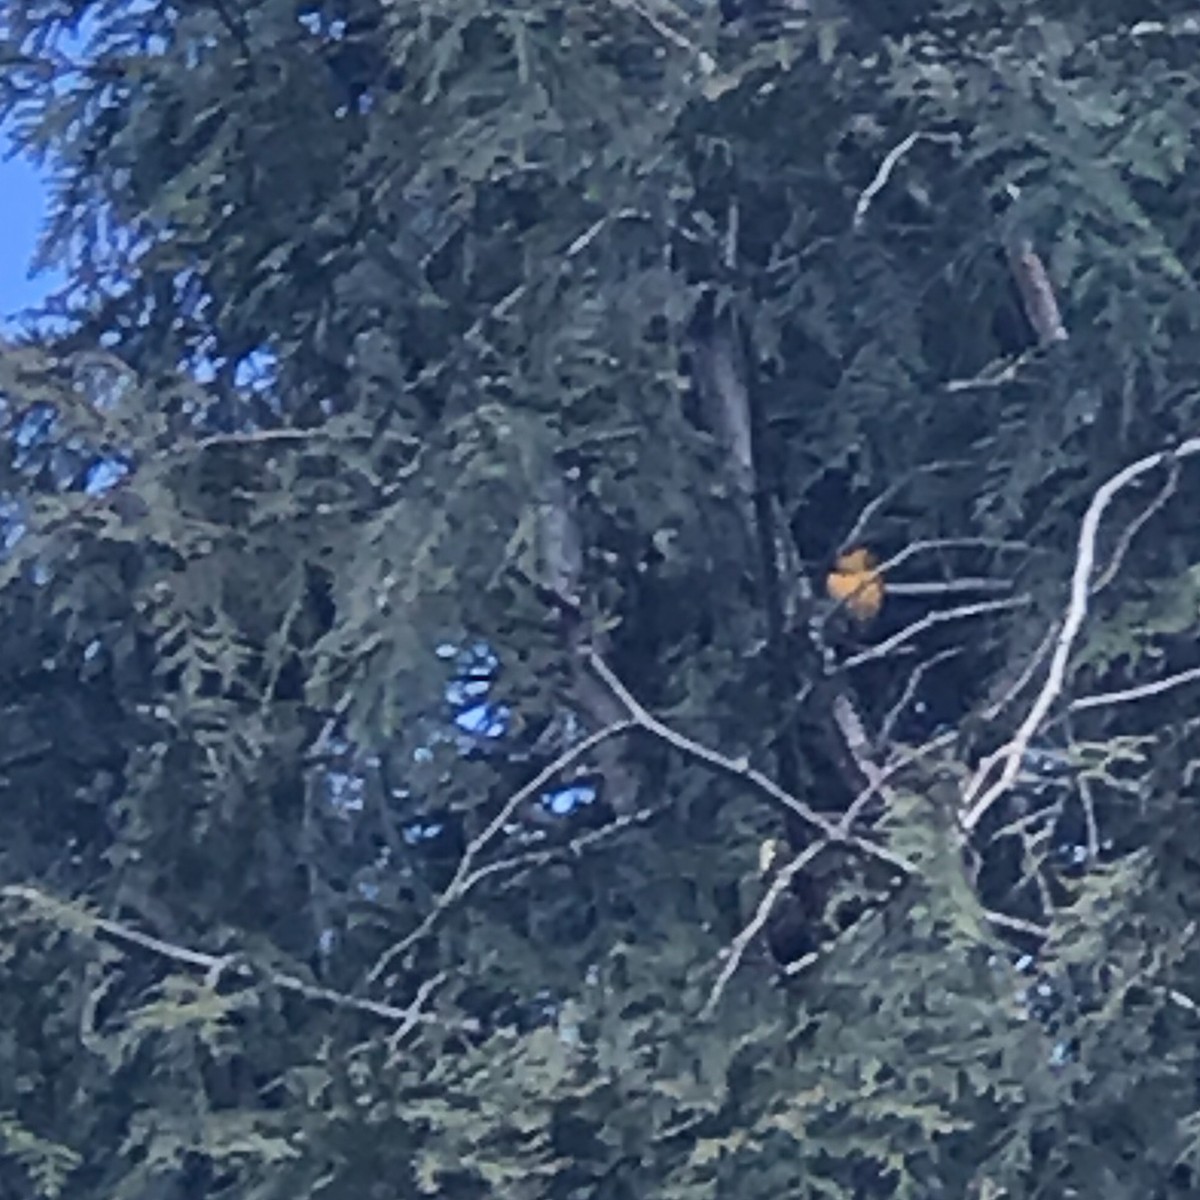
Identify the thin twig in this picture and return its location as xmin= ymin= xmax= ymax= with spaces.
xmin=945 ymin=347 xmax=1038 ymax=392
xmin=878 ymin=648 xmax=962 ymax=747
xmin=1092 ymin=459 xmax=1179 ymax=593
xmin=1077 ymin=773 xmax=1101 ymax=861
xmin=841 ymin=596 xmax=1030 ymax=671
xmin=852 ymin=131 xmax=959 ymax=229
xmin=983 ymin=908 xmax=1049 ymax=939
xmin=818 ymin=534 xmax=1026 ymax=631
xmin=619 ymin=0 xmax=715 ymax=74
xmin=700 ymin=838 xmax=825 ymax=1020
xmin=838 ymin=463 xmax=970 ymax=552
xmin=700 ymin=730 xmax=958 ymax=1016
xmin=365 ymin=720 xmax=634 ymax=986
xmin=980 ymin=621 xmax=1059 ymax=722
xmin=1070 ymin=666 xmax=1200 ymax=713
xmin=877 ymin=538 xmax=1032 ymax=575
xmin=469 ymin=803 xmax=664 ymax=896
xmin=888 ymin=578 xmax=1014 ymax=596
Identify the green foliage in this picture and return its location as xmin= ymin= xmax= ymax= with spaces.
xmin=4 ymin=0 xmax=1200 ymax=1198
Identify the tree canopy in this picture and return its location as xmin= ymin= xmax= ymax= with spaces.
xmin=4 ymin=1 xmax=1200 ymax=1197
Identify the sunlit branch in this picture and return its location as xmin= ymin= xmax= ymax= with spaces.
xmin=852 ymin=131 xmax=959 ymax=229
xmin=960 ymin=435 xmax=1200 ymax=833
xmin=1070 ymin=666 xmax=1200 ymax=713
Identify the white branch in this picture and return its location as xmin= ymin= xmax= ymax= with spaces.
xmin=852 ymin=132 xmax=959 ymax=229
xmin=1071 ymin=666 xmax=1200 ymax=713
xmin=841 ymin=596 xmax=1029 ymax=670
xmin=960 ymin=436 xmax=1200 ymax=832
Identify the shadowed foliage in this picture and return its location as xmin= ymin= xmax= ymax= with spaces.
xmin=3 ymin=1 xmax=1200 ymax=1197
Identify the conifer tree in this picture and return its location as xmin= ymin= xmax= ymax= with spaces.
xmin=3 ymin=2 xmax=1200 ymax=1196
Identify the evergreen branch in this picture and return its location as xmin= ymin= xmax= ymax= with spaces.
xmin=364 ymin=719 xmax=635 ymax=988
xmin=1 ymin=884 xmax=439 ymax=1030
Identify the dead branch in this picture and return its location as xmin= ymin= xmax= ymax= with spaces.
xmin=878 ymin=647 xmax=963 ymax=746
xmin=837 ymin=465 xmax=971 ymax=553
xmin=700 ymin=837 xmax=826 ymax=1019
xmin=1092 ymin=458 xmax=1180 ymax=593
xmin=701 ymin=729 xmax=961 ymax=1015
xmin=365 ymin=719 xmax=634 ymax=986
xmin=1070 ymin=666 xmax=1200 ymax=714
xmin=1007 ymin=238 xmax=1068 ymax=345
xmin=852 ymin=131 xmax=960 ymax=229
xmin=586 ymin=649 xmax=915 ymax=875
xmin=960 ymin=435 xmax=1200 ymax=833
xmin=841 ymin=595 xmax=1030 ymax=670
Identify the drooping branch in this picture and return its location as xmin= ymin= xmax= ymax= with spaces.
xmin=2 ymin=884 xmax=445 ymax=1035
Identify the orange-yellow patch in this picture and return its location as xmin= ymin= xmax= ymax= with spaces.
xmin=826 ymin=547 xmax=884 ymax=621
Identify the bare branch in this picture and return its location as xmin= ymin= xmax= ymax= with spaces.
xmin=980 ymin=621 xmax=1059 ymax=722
xmin=960 ymin=436 xmax=1200 ymax=832
xmin=852 ymin=131 xmax=959 ymax=229
xmin=1092 ymin=459 xmax=1179 ymax=593
xmin=876 ymin=538 xmax=1032 ymax=575
xmin=701 ymin=730 xmax=957 ymax=1016
xmin=1077 ymin=771 xmax=1101 ymax=861
xmin=945 ymin=347 xmax=1039 ymax=392
xmin=700 ymin=838 xmax=826 ymax=1020
xmin=465 ymin=802 xmax=664 ymax=896
xmin=983 ymin=908 xmax=1049 ymax=939
xmin=586 ymin=650 xmax=915 ymax=876
xmin=841 ymin=596 xmax=1030 ymax=670
xmin=888 ymin=578 xmax=1014 ymax=597
xmin=1070 ymin=666 xmax=1200 ymax=713
xmin=619 ymin=0 xmax=716 ymax=74
xmin=838 ymin=464 xmax=970 ymax=553
xmin=365 ymin=719 xmax=634 ymax=986
xmin=878 ymin=648 xmax=963 ymax=746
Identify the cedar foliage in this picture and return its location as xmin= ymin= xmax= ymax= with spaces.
xmin=3 ymin=1 xmax=1200 ymax=1197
